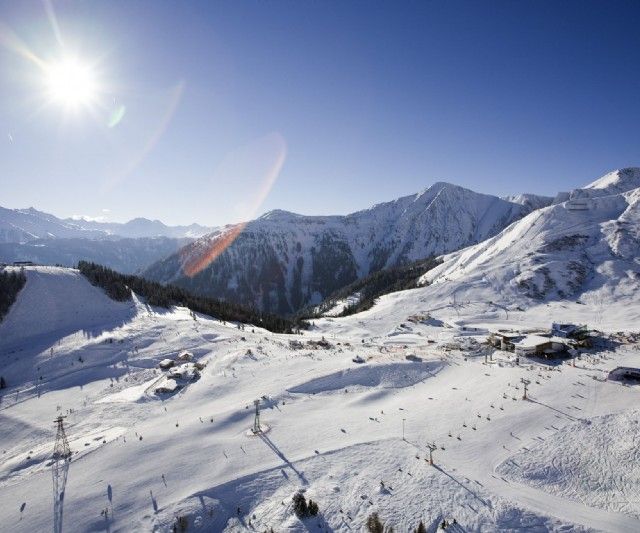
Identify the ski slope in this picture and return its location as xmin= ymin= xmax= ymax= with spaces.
xmin=0 ymin=266 xmax=136 ymax=349
xmin=1 ymin=265 xmax=640 ymax=532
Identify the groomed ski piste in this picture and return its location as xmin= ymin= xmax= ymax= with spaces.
xmin=1 ymin=263 xmax=639 ymax=533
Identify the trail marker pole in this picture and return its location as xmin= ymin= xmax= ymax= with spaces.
xmin=521 ymin=378 xmax=530 ymax=400
xmin=427 ymin=442 xmax=437 ymax=465
xmin=402 ymin=418 xmax=406 ymax=441
xmin=252 ymin=399 xmax=261 ymax=434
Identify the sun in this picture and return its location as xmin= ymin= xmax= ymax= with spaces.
xmin=44 ymin=57 xmax=99 ymax=110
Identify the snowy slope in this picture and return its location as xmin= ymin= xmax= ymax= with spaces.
xmin=419 ymin=169 xmax=640 ymax=309
xmin=502 ymin=193 xmax=554 ymax=211
xmin=0 ymin=266 xmax=136 ymax=349
xmin=145 ymin=182 xmax=532 ymax=314
xmin=583 ymin=167 xmax=640 ymax=196
xmin=2 ymin=266 xmax=640 ymax=532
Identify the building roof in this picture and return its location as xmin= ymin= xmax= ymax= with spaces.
xmin=513 ymin=335 xmax=553 ymax=348
xmin=490 ymin=330 xmax=522 ymax=339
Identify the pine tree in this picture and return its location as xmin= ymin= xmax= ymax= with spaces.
xmin=367 ymin=512 xmax=384 ymax=533
xmin=414 ymin=520 xmax=427 ymax=533
xmin=292 ymin=491 xmax=308 ymax=518
xmin=307 ymin=499 xmax=319 ymax=516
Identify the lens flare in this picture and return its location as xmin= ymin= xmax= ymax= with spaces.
xmin=101 ymin=81 xmax=185 ymax=194
xmin=181 ymin=132 xmax=287 ymax=277
xmin=108 ymin=104 xmax=126 ymax=128
xmin=181 ymin=223 xmax=247 ymax=278
xmin=0 ymin=21 xmax=46 ymax=69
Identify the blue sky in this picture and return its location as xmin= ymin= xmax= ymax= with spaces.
xmin=1 ymin=0 xmax=639 ymax=226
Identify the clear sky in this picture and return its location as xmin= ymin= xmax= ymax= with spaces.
xmin=1 ymin=0 xmax=639 ymax=226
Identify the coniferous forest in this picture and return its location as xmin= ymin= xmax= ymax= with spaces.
xmin=301 ymin=256 xmax=441 ymax=319
xmin=77 ymin=261 xmax=305 ymax=334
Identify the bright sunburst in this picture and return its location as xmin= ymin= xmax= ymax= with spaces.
xmin=44 ymin=57 xmax=99 ymax=110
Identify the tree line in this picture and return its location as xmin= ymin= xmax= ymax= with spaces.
xmin=300 ymin=256 xmax=441 ymax=319
xmin=77 ymin=261 xmax=306 ymax=334
xmin=0 ymin=268 xmax=26 ymax=321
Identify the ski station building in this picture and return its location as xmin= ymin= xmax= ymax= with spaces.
xmin=512 ymin=335 xmax=568 ymax=358
xmin=488 ymin=329 xmax=572 ymax=358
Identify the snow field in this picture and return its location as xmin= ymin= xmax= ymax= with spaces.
xmin=2 ymin=258 xmax=640 ymax=531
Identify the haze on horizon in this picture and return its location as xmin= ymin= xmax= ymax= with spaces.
xmin=1 ymin=0 xmax=639 ymax=227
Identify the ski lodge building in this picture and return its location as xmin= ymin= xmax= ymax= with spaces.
xmin=512 ymin=335 xmax=568 ymax=357
xmin=488 ymin=329 xmax=571 ymax=358
xmin=487 ymin=331 xmax=522 ymax=351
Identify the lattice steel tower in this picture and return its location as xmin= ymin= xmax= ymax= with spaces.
xmin=253 ymin=399 xmax=261 ymax=433
xmin=52 ymin=416 xmax=71 ymax=533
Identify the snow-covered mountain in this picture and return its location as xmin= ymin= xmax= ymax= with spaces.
xmin=63 ymin=216 xmax=213 ymax=239
xmin=0 ymin=206 xmax=107 ymax=243
xmin=415 ymin=167 xmax=640 ymax=318
xmin=144 ymin=182 xmax=537 ymax=315
xmin=0 ymin=205 xmax=214 ymax=243
xmin=0 ymin=206 xmax=215 ymax=273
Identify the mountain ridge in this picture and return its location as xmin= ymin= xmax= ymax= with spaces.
xmin=144 ymin=181 xmax=539 ymax=315
xmin=0 ymin=205 xmax=215 ymax=243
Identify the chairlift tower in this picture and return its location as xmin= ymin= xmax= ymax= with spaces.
xmin=252 ymin=399 xmax=261 ymax=434
xmin=52 ymin=416 xmax=71 ymax=533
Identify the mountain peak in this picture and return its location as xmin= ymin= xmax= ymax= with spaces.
xmin=416 ymin=181 xmax=458 ymax=196
xmin=259 ymin=209 xmax=302 ymax=221
xmin=584 ymin=167 xmax=640 ymax=193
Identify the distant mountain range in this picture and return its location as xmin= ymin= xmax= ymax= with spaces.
xmin=62 ymin=216 xmax=213 ymax=240
xmin=143 ymin=182 xmax=553 ymax=314
xmin=0 ymin=206 xmax=214 ymax=273
xmin=0 ymin=206 xmax=213 ymax=242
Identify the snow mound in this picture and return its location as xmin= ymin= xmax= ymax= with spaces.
xmin=497 ymin=409 xmax=640 ymax=519
xmin=288 ymin=361 xmax=442 ymax=394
